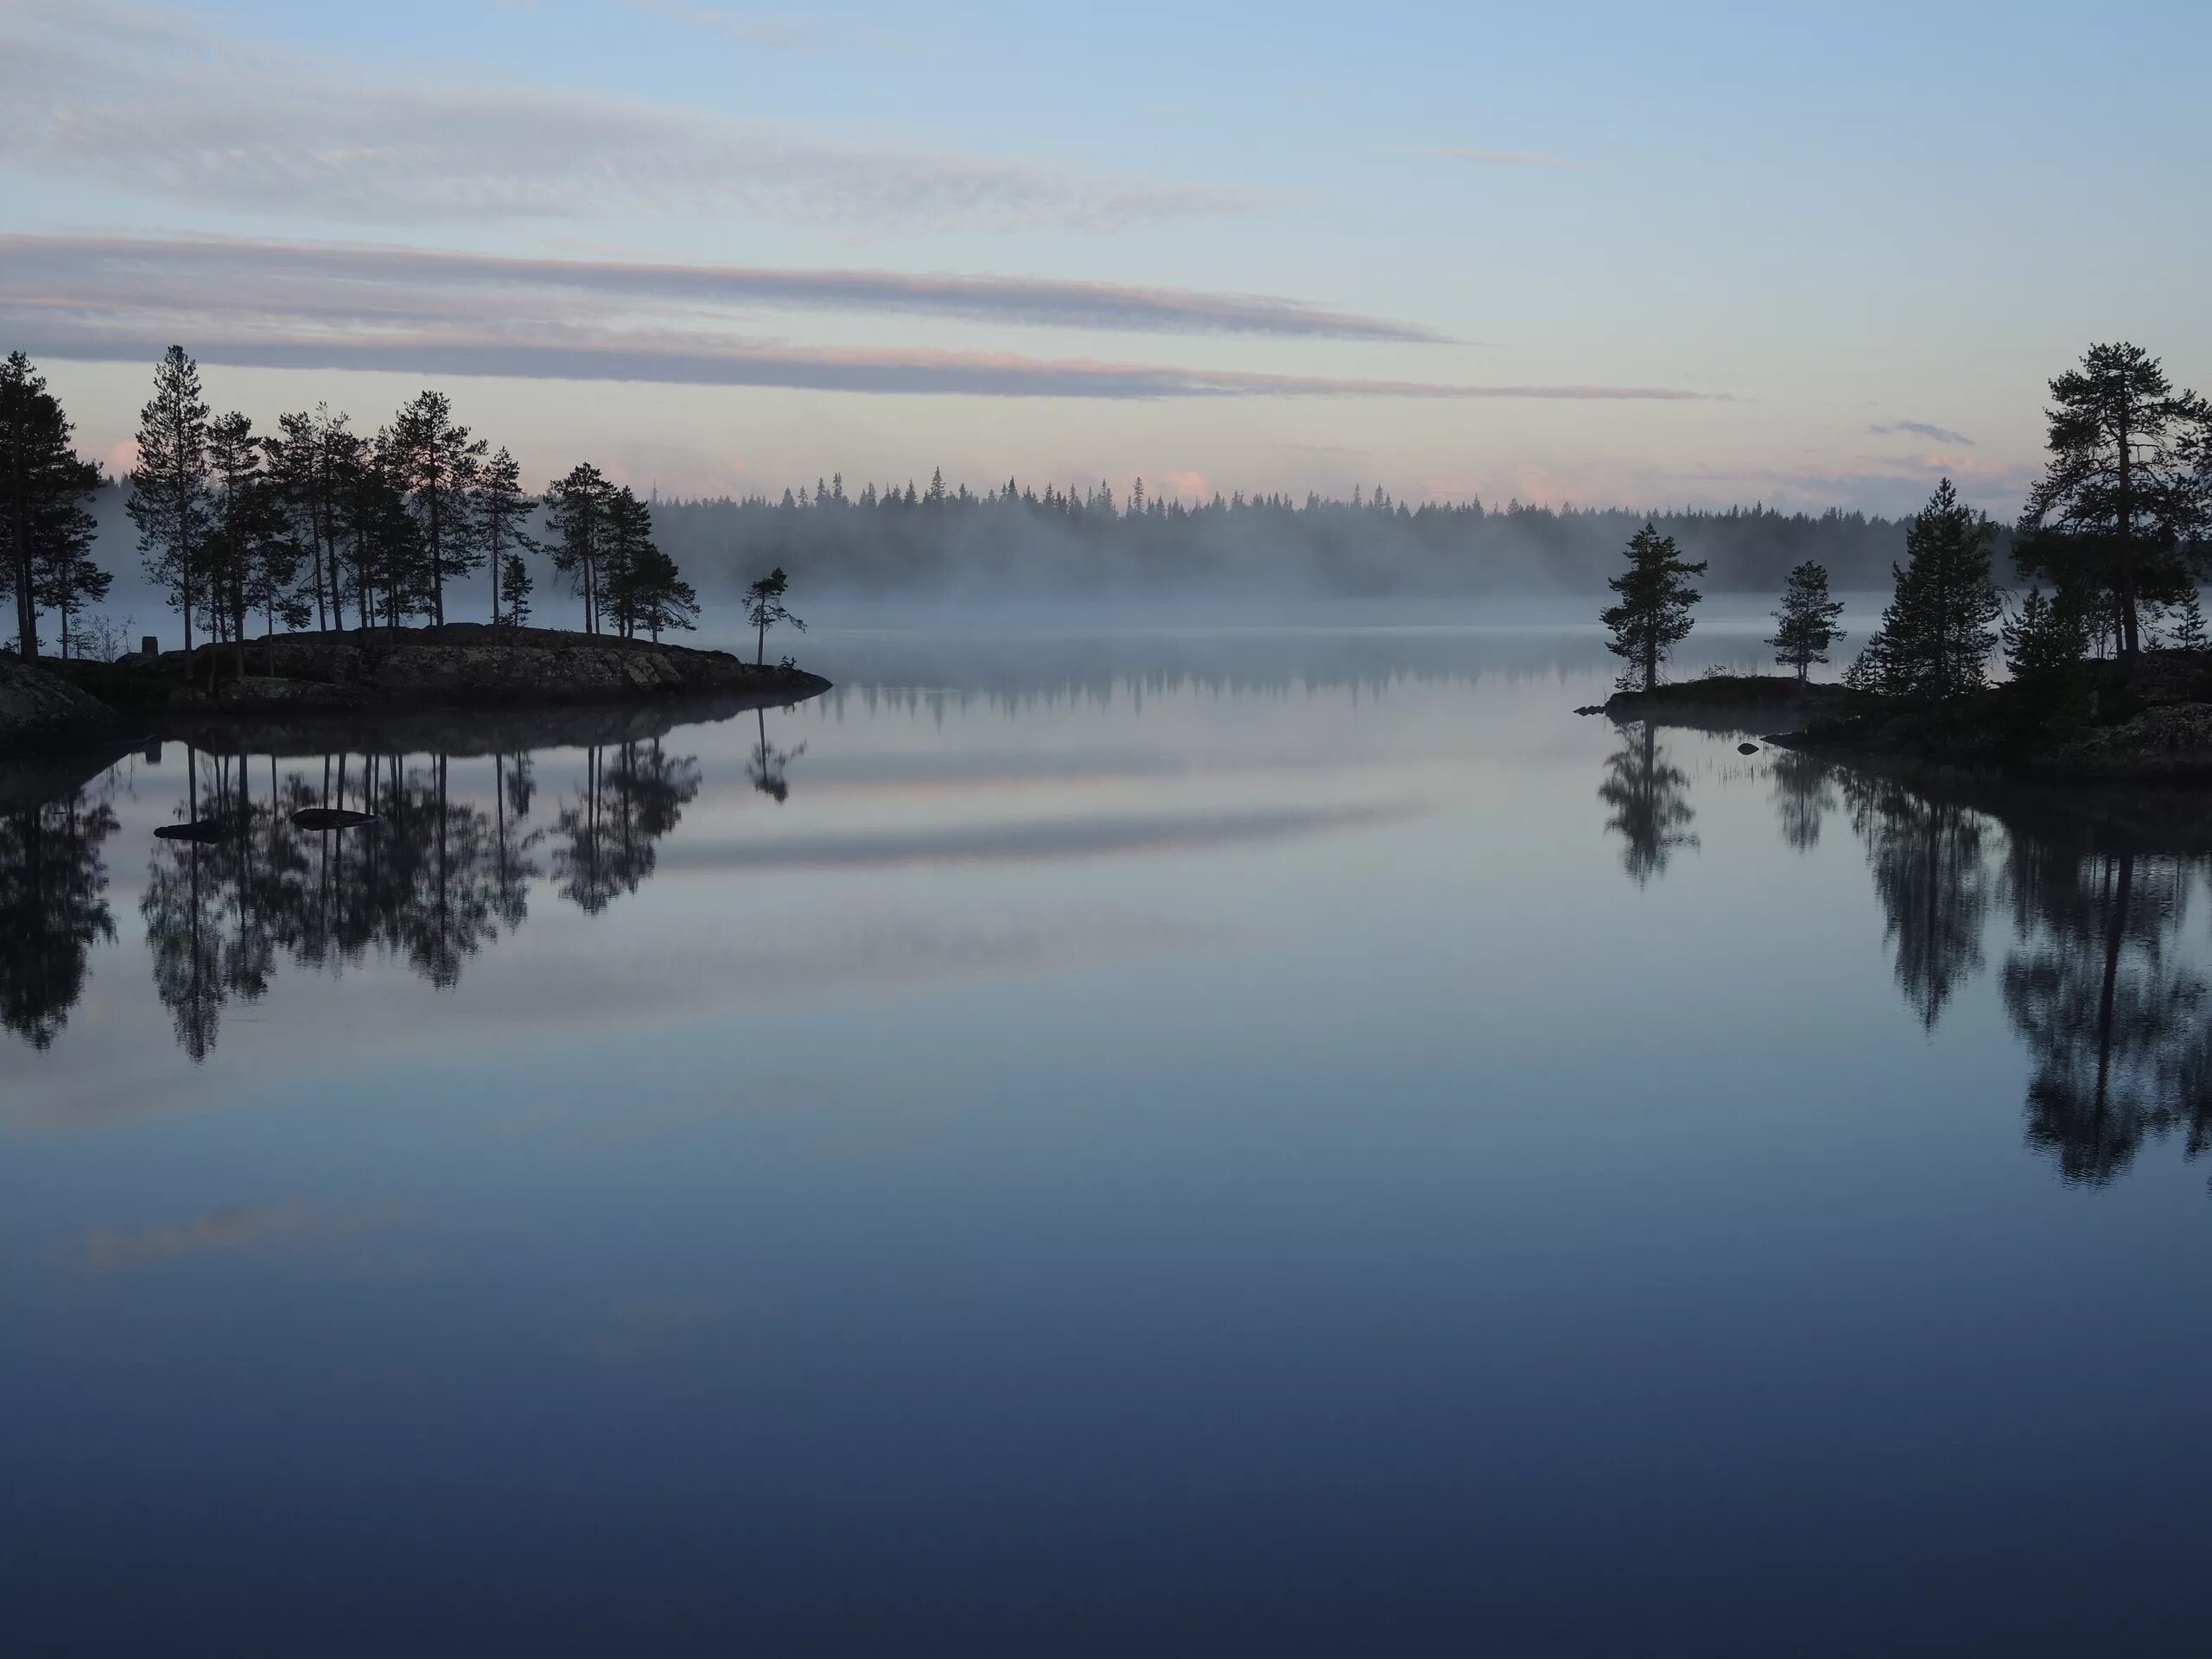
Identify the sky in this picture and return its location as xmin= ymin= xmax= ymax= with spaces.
xmin=3 ymin=0 xmax=2208 ymax=514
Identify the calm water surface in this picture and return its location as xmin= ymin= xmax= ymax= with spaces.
xmin=5 ymin=615 xmax=2210 ymax=1654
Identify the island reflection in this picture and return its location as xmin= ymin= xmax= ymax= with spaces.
xmin=1603 ymin=726 xmax=2212 ymax=1189
xmin=0 ymin=703 xmax=817 ymax=1061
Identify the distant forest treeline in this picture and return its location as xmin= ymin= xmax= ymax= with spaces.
xmin=73 ymin=473 xmax=1945 ymax=607
xmin=640 ymin=480 xmax=1946 ymax=598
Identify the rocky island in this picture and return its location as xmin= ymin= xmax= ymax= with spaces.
xmin=1586 ymin=655 xmax=2212 ymax=785
xmin=0 ymin=626 xmax=831 ymax=761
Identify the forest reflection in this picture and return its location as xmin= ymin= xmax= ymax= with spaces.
xmin=1827 ymin=759 xmax=2209 ymax=1183
xmin=1592 ymin=723 xmax=2212 ymax=1185
xmin=0 ymin=726 xmax=730 ymax=1061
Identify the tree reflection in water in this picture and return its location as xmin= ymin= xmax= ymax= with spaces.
xmin=1832 ymin=762 xmax=2212 ymax=1185
xmin=1599 ymin=721 xmax=1698 ymax=887
xmin=747 ymin=707 xmax=805 ymax=804
xmin=1842 ymin=773 xmax=1992 ymax=1031
xmin=121 ymin=738 xmax=699 ymax=1059
xmin=1999 ymin=839 xmax=2212 ymax=1185
xmin=0 ymin=777 xmax=118 ymax=1049
xmin=553 ymin=740 xmax=702 ymax=915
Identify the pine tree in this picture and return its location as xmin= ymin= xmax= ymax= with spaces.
xmin=476 ymin=447 xmax=542 ymax=626
xmin=1 ymin=353 xmax=104 ymax=660
xmin=1854 ymin=479 xmax=2003 ymax=702
xmin=601 ymin=486 xmax=654 ymax=638
xmin=2018 ymin=342 xmax=2212 ymax=668
xmin=266 ymin=404 xmax=354 ymax=632
xmin=548 ymin=464 xmax=613 ymax=633
xmin=622 ymin=545 xmax=698 ymax=642
xmin=381 ymin=390 xmax=486 ymax=626
xmin=127 ymin=346 xmax=213 ymax=661
xmin=1767 ymin=560 xmax=1847 ymax=679
xmin=745 ymin=566 xmax=804 ymax=664
xmin=204 ymin=411 xmax=274 ymax=677
xmin=1600 ymin=522 xmax=1707 ymax=692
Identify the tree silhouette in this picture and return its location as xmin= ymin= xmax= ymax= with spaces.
xmin=1767 ymin=560 xmax=1846 ymax=680
xmin=2017 ymin=342 xmax=2212 ymax=669
xmin=382 ymin=390 xmax=486 ymax=627
xmin=2 ymin=352 xmax=105 ymax=661
xmin=1600 ymin=523 xmax=1706 ymax=692
xmin=548 ymin=464 xmax=613 ymax=635
xmin=745 ymin=566 xmax=805 ymax=665
xmin=128 ymin=346 xmax=213 ymax=661
xmin=1849 ymin=480 xmax=2002 ymax=701
xmin=476 ymin=446 xmax=541 ymax=627
xmin=1598 ymin=721 xmax=1698 ymax=885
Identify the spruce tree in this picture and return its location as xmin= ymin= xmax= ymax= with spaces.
xmin=2002 ymin=588 xmax=2091 ymax=734
xmin=2018 ymin=342 xmax=2212 ymax=668
xmin=2169 ymin=588 xmax=2208 ymax=651
xmin=1 ymin=353 xmax=103 ymax=660
xmin=1600 ymin=522 xmax=1707 ymax=692
xmin=498 ymin=551 xmax=534 ymax=627
xmin=1767 ymin=560 xmax=1847 ymax=680
xmin=601 ymin=486 xmax=654 ymax=638
xmin=127 ymin=346 xmax=213 ymax=661
xmin=1853 ymin=479 xmax=2003 ymax=702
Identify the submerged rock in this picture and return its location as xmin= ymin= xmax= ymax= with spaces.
xmin=155 ymin=818 xmax=239 ymax=844
xmin=291 ymin=807 xmax=380 ymax=831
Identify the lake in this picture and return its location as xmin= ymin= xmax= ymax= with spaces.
xmin=4 ymin=609 xmax=2210 ymax=1655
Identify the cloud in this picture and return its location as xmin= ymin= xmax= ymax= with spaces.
xmin=10 ymin=316 xmax=1722 ymax=402
xmin=1868 ymin=420 xmax=1974 ymax=446
xmin=0 ymin=0 xmax=1259 ymax=231
xmin=79 ymin=1200 xmax=316 ymax=1272
xmin=1389 ymin=147 xmax=1590 ymax=171
xmin=0 ymin=233 xmax=1451 ymax=343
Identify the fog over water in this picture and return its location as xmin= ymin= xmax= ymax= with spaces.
xmin=4 ymin=617 xmax=2209 ymax=1653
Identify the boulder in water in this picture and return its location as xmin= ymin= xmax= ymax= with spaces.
xmin=1738 ymin=742 xmax=1760 ymax=754
xmin=291 ymin=807 xmax=380 ymax=831
xmin=155 ymin=818 xmax=238 ymax=844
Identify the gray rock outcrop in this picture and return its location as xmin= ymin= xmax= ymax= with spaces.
xmin=0 ymin=658 xmax=127 ymax=756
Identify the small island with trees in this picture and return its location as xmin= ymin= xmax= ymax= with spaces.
xmin=2 ymin=346 xmax=827 ymax=759
xmin=1591 ymin=341 xmax=2212 ymax=782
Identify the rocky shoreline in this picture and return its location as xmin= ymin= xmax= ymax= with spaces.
xmin=1586 ymin=658 xmax=2212 ymax=785
xmin=0 ymin=625 xmax=831 ymax=759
